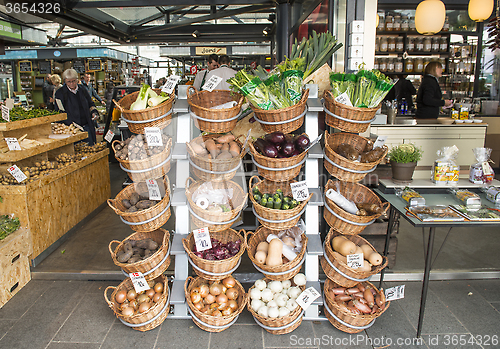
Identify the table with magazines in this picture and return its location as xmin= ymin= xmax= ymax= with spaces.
xmin=374 ymin=179 xmax=500 ymax=338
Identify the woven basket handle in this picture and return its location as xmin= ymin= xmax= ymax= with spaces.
xmin=111 ymin=140 xmax=122 ymax=153
xmin=237 ymin=229 xmax=248 ymax=251
xmin=248 ymin=175 xmax=260 ymax=193
xmin=112 ymin=99 xmax=125 ymax=113
xmin=243 ymin=230 xmax=254 ymax=248
xmin=108 ymin=240 xmax=121 ymax=256
xmin=104 ymin=286 xmax=116 ymax=308
xmin=380 ymin=202 xmax=391 ymax=215
xmin=184 ymin=177 xmax=196 ymax=194
xmin=187 ymin=86 xmax=197 ymax=98
xmin=162 ymin=230 xmax=169 ymax=249
xmin=236 ymin=94 xmax=245 ymax=107
xmin=184 ymin=276 xmax=195 ymax=295
xmin=181 ymin=237 xmax=192 ymax=256
xmin=106 ymin=199 xmax=122 ymax=214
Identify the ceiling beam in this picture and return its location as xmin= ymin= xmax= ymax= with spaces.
xmin=130 ymin=35 xmax=270 ymax=44
xmin=69 ymin=0 xmax=274 ymax=8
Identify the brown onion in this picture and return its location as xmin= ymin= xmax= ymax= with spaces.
xmin=209 ymin=283 xmax=222 ymax=296
xmin=127 ymin=289 xmax=137 ymax=301
xmin=226 ymin=288 xmax=238 ymax=300
xmin=146 ymin=289 xmax=155 ymax=299
xmin=228 ymin=300 xmax=238 ymax=311
xmin=194 ymin=302 xmax=203 ymax=311
xmin=191 ymin=286 xmax=200 ymax=294
xmin=115 ymin=290 xmax=127 ymax=304
xmin=200 ymin=305 xmax=210 ymax=314
xmin=221 ymin=306 xmax=233 ymax=316
xmin=121 ymin=306 xmax=135 ymax=317
xmin=216 ymin=294 xmax=228 ymax=304
xmin=137 ymin=294 xmax=150 ymax=304
xmin=153 ymin=293 xmax=162 ymax=303
xmin=199 ymin=284 xmax=209 ymax=298
xmin=191 ymin=292 xmax=202 ymax=304
xmin=138 ymin=302 xmax=151 ymax=313
xmin=154 ymin=283 xmax=163 ymax=294
xmin=217 ymin=302 xmax=228 ymax=311
xmin=222 ymin=276 xmax=236 ymax=288
xmin=212 ymin=310 xmax=222 ymax=317
xmin=204 ymin=293 xmax=216 ymax=304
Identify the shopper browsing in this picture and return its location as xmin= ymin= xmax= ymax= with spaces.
xmin=193 ymin=54 xmax=219 ymax=91
xmin=81 ymin=73 xmax=104 ymax=104
xmin=54 ymin=69 xmax=99 ymax=145
xmin=415 ymin=61 xmax=453 ymax=119
xmin=49 ymin=74 xmax=62 ymax=107
xmin=205 ymin=55 xmax=236 ymax=91
xmin=42 ymin=74 xmax=55 ymax=110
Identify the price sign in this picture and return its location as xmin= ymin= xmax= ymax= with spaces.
xmin=482 ymin=161 xmax=493 ymax=176
xmin=290 ymin=181 xmax=309 ymax=202
xmin=147 ymin=179 xmax=162 ymax=200
xmin=202 ymin=75 xmax=223 ymax=92
xmin=162 ymin=75 xmax=180 ymax=95
xmin=104 ymin=130 xmax=115 ymax=143
xmin=385 ymin=285 xmax=405 ymax=301
xmin=347 ymin=253 xmax=364 ymax=269
xmin=5 ymin=138 xmax=21 ymax=151
xmin=144 ymin=127 xmax=163 ymax=147
xmin=7 ymin=165 xmax=27 ymax=183
xmin=296 ymin=287 xmax=320 ymax=310
xmin=129 ymin=272 xmax=150 ymax=293
xmin=72 ymin=122 xmax=84 ymax=131
xmin=335 ymin=92 xmax=353 ymax=107
xmin=373 ymin=136 xmax=387 ymax=149
xmin=193 ymin=227 xmax=212 ymax=252
xmin=250 ymin=61 xmax=257 ymax=70
xmin=1 ymin=105 xmax=9 ymax=122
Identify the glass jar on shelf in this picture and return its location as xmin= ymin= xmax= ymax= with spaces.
xmin=387 ymin=57 xmax=395 ymax=72
xmin=374 ymin=58 xmax=380 ymax=70
xmin=396 ymin=37 xmax=404 ymax=51
xmin=395 ymin=57 xmax=404 ymax=72
xmin=405 ymin=58 xmax=414 ymax=73
xmin=443 ymin=16 xmax=449 ymax=31
xmin=388 ymin=37 xmax=396 ymax=52
xmin=416 ymin=37 xmax=424 ymax=52
xmin=407 ymin=37 xmax=415 ymax=51
xmin=432 ymin=37 xmax=440 ymax=52
xmin=440 ymin=37 xmax=448 ymax=52
xmin=393 ymin=15 xmax=401 ymax=31
xmin=380 ymin=36 xmax=388 ymax=52
xmin=380 ymin=58 xmax=388 ymax=71
xmin=415 ymin=57 xmax=424 ymax=73
xmin=377 ymin=13 xmax=386 ymax=31
xmin=385 ymin=15 xmax=394 ymax=31
xmin=409 ymin=16 xmax=416 ymax=31
xmin=401 ymin=15 xmax=409 ymax=31
xmin=375 ymin=37 xmax=380 ymax=52
xmin=424 ymin=37 xmax=432 ymax=52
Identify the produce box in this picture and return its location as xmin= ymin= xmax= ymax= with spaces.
xmin=0 ymin=226 xmax=31 ymax=308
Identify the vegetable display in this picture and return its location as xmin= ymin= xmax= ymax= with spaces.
xmin=0 ymin=107 xmax=59 ymax=123
xmin=327 ymin=282 xmax=387 ymax=315
xmin=329 ymin=68 xmax=395 ymax=108
xmin=189 ymin=134 xmax=241 ymax=160
xmin=114 ymin=280 xmax=165 ymax=317
xmin=121 ymin=182 xmax=165 ymax=213
xmin=192 ymin=238 xmax=241 ymax=261
xmin=51 ymin=123 xmax=83 ymax=135
xmin=129 ymin=84 xmax=170 ymax=111
xmin=116 ymin=238 xmax=160 ymax=264
xmin=253 ymin=132 xmax=310 ymax=159
xmin=189 ymin=276 xmax=240 ymax=317
xmin=252 ymin=187 xmax=298 ymax=210
xmin=0 ymin=215 xmax=20 ymax=240
xmin=332 ymin=235 xmax=383 ymax=270
xmin=336 ymin=141 xmax=386 ymax=163
xmin=114 ymin=134 xmax=170 ymax=161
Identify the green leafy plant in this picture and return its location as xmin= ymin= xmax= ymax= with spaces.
xmin=387 ymin=144 xmax=423 ymax=164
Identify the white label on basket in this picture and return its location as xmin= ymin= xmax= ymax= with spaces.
xmin=347 ymin=253 xmax=363 ymax=269
xmin=147 ymin=179 xmax=162 ymax=200
xmin=385 ymin=285 xmax=405 ymax=301
xmin=304 ymin=133 xmax=323 ymax=153
xmin=290 ymin=181 xmax=309 ymax=202
xmin=104 ymin=130 xmax=114 ymax=143
xmin=129 ymin=272 xmax=150 ymax=293
xmin=193 ymin=226 xmax=212 ymax=252
xmin=144 ymin=127 xmax=163 ymax=147
xmin=1 ymin=105 xmax=9 ymax=122
xmin=202 ymin=75 xmax=223 ymax=92
xmin=81 ymin=156 xmax=88 ymax=160
xmin=335 ymin=92 xmax=353 ymax=107
xmin=162 ymin=75 xmax=180 ymax=95
xmin=373 ymin=136 xmax=387 ymax=149
xmin=7 ymin=165 xmax=27 ymax=183
xmin=296 ymin=287 xmax=321 ymax=310
xmin=72 ymin=122 xmax=84 ymax=131
xmin=5 ymin=138 xmax=21 ymax=151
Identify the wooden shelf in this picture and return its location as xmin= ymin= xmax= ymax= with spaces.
xmin=0 ymin=113 xmax=67 ymax=132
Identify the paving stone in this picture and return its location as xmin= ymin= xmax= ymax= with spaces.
xmin=46 ymin=343 xmax=101 ymax=349
xmin=468 ymin=280 xmax=500 ymax=302
xmin=262 ymin=319 xmax=315 ymax=348
xmin=0 ymin=280 xmax=54 ymax=320
xmin=155 ymin=319 xmax=210 ymax=349
xmin=312 ymin=321 xmax=373 ymax=349
xmin=210 ymin=323 xmax=263 ymax=349
xmin=100 ymin=321 xmax=160 ymax=349
xmin=0 ymin=320 xmax=14 ymax=339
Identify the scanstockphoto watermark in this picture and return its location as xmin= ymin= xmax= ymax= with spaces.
xmin=289 ymin=334 xmax=424 ymax=347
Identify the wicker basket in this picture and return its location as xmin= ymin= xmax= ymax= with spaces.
xmin=321 ymin=228 xmax=388 ymax=288
xmin=245 ymin=227 xmax=307 ymax=281
xmin=251 ymin=89 xmax=309 ymax=134
xmin=249 ymin=176 xmax=312 ymax=231
xmin=323 ymin=179 xmax=390 ymax=235
xmin=188 ymin=88 xmax=244 ymax=133
xmin=323 ymin=131 xmax=388 ymax=182
xmin=114 ymin=89 xmax=175 ymax=134
xmin=104 ymin=275 xmax=170 ymax=332
xmin=108 ymin=229 xmax=171 ymax=280
xmin=182 ymin=228 xmax=246 ymax=281
xmin=184 ymin=276 xmax=247 ymax=332
xmin=323 ymin=90 xmax=380 ymax=133
xmin=247 ymin=278 xmax=305 ymax=335
xmin=185 ymin=177 xmax=248 ymax=232
xmin=249 ymin=135 xmax=309 ymax=182
xmin=107 ymin=177 xmax=171 ymax=232
xmin=186 ymin=134 xmax=246 ymax=182
xmin=323 ymin=278 xmax=390 ymax=333
xmin=112 ymin=138 xmax=172 ymax=182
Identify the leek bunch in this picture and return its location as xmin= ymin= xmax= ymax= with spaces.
xmin=129 ymin=84 xmax=170 ymax=111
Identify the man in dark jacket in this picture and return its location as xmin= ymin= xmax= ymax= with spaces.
xmin=395 ymin=75 xmax=417 ymax=111
xmin=54 ymin=69 xmax=98 ymax=145
xmin=81 ymin=73 xmax=104 ymax=104
xmin=415 ymin=61 xmax=452 ymax=119
xmin=42 ymin=74 xmax=55 ymax=110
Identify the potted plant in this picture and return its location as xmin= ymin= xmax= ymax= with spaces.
xmin=387 ymin=144 xmax=423 ymax=182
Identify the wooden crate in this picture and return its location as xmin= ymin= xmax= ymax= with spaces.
xmin=0 ymin=227 xmax=31 ymax=308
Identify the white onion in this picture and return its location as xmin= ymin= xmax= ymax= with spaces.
xmin=267 ymin=300 xmax=278 ymax=308
xmin=279 ymin=306 xmax=291 ymax=317
xmin=250 ymin=288 xmax=262 ymax=300
xmin=251 ymin=299 xmax=264 ymax=312
xmin=286 ymin=299 xmax=299 ymax=311
xmin=287 ymin=286 xmax=302 ymax=300
xmin=254 ymin=279 xmax=267 ymax=291
xmin=258 ymin=306 xmax=269 ymax=318
xmin=268 ymin=280 xmax=283 ymax=293
xmin=281 ymin=280 xmax=292 ymax=289
xmin=276 ymin=294 xmax=288 ymax=307
xmin=268 ymin=306 xmax=279 ymax=318
xmin=261 ymin=288 xmax=274 ymax=302
xmin=293 ymin=273 xmax=307 ymax=286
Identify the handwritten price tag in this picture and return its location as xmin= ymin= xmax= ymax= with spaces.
xmin=1 ymin=105 xmax=9 ymax=122
xmin=482 ymin=162 xmax=493 ymax=176
xmin=129 ymin=272 xmax=150 ymax=293
xmin=373 ymin=136 xmax=387 ymax=149
xmin=147 ymin=179 xmax=162 ymax=200
xmin=104 ymin=130 xmax=114 ymax=143
xmin=290 ymin=181 xmax=309 ymax=202
xmin=335 ymin=92 xmax=353 ymax=107
xmin=72 ymin=122 xmax=84 ymax=131
xmin=193 ymin=227 xmax=212 ymax=252
xmin=5 ymin=138 xmax=21 ymax=151
xmin=385 ymin=285 xmax=405 ymax=301
xmin=7 ymin=165 xmax=27 ymax=183
xmin=144 ymin=127 xmax=163 ymax=147
xmin=296 ymin=287 xmax=320 ymax=310
xmin=202 ymin=75 xmax=223 ymax=92
xmin=347 ymin=253 xmax=364 ymax=269
xmin=162 ymin=75 xmax=180 ymax=95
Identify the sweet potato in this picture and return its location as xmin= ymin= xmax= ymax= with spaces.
xmin=229 ymin=141 xmax=240 ymax=157
xmin=191 ymin=142 xmax=206 ymax=154
xmin=216 ymin=151 xmax=232 ymax=160
xmin=360 ymin=147 xmax=385 ymax=163
xmin=204 ymin=139 xmax=218 ymax=158
xmin=337 ymin=144 xmax=360 ymax=161
xmin=216 ymin=134 xmax=235 ymax=143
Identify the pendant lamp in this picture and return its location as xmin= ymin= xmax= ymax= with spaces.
xmin=376 ymin=13 xmax=380 ymax=28
xmin=415 ymin=0 xmax=446 ymax=35
xmin=468 ymin=0 xmax=494 ymax=22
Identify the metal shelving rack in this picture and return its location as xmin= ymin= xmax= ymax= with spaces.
xmin=166 ymin=85 xmax=326 ymax=321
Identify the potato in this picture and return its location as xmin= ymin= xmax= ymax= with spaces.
xmin=337 ymin=144 xmax=360 ymax=161
xmin=117 ymin=249 xmax=133 ymax=263
xmin=127 ymin=206 xmax=139 ymax=213
xmin=122 ymin=199 xmax=132 ymax=209
xmin=135 ymin=200 xmax=156 ymax=210
xmin=129 ymin=192 xmax=140 ymax=206
xmin=136 ymin=238 xmax=158 ymax=250
xmin=360 ymin=147 xmax=385 ymax=163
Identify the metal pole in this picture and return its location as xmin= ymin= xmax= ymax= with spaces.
xmin=417 ymin=227 xmax=436 ymax=337
xmin=276 ymin=1 xmax=290 ymax=63
xmin=472 ymin=21 xmax=483 ymax=98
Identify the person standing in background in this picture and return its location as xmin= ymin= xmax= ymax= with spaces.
xmin=415 ymin=61 xmax=453 ymax=119
xmin=42 ymin=74 xmax=55 ymax=110
xmin=205 ymin=55 xmax=236 ymax=91
xmin=394 ymin=74 xmax=417 ymax=111
xmin=104 ymin=82 xmax=115 ymax=114
xmin=193 ymin=54 xmax=219 ymax=91
xmin=49 ymin=74 xmax=62 ymax=107
xmin=81 ymin=73 xmax=104 ymax=104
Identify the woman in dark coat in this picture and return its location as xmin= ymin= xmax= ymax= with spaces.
xmin=54 ymin=69 xmax=98 ymax=145
xmin=415 ymin=61 xmax=452 ymax=119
